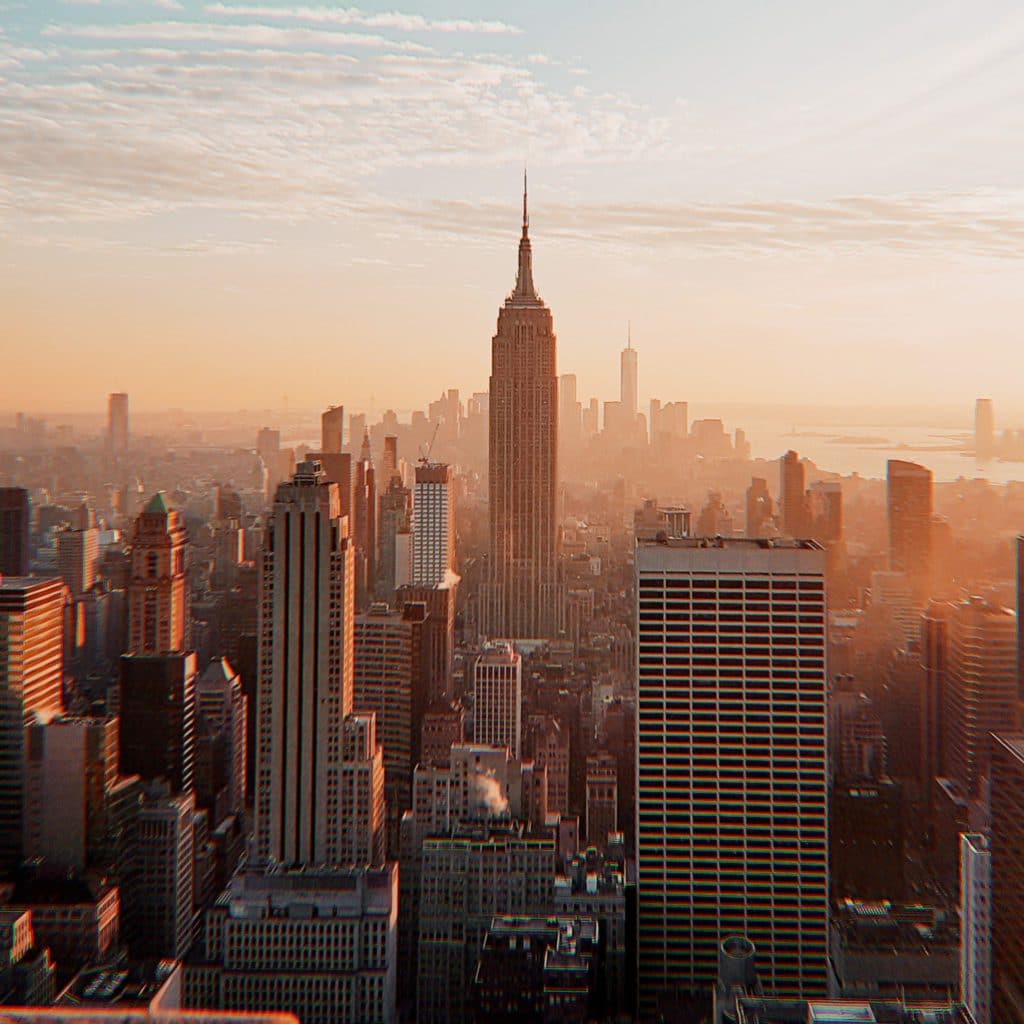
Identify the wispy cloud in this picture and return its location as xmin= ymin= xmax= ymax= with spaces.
xmin=205 ymin=3 xmax=522 ymax=35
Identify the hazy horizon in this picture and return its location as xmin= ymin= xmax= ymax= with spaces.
xmin=3 ymin=0 xmax=1023 ymax=413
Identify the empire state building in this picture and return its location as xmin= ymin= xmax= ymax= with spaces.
xmin=483 ymin=179 xmax=561 ymax=639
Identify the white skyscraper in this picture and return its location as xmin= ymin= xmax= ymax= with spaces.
xmin=473 ymin=642 xmax=522 ymax=759
xmin=635 ymin=535 xmax=829 ymax=1008
xmin=256 ymin=460 xmax=355 ymax=867
xmin=960 ymin=831 xmax=991 ymax=1024
xmin=411 ymin=462 xmax=454 ymax=586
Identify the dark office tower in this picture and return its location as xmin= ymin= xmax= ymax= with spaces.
xmin=118 ymin=651 xmax=196 ymax=795
xmin=256 ymin=427 xmax=280 ymax=462
xmin=975 ymin=398 xmax=996 ymax=460
xmin=107 ymin=392 xmax=129 ymax=454
xmin=779 ymin=450 xmax=808 ymax=536
xmin=483 ymin=178 xmax=560 ymax=639
xmin=745 ymin=478 xmax=773 ymax=537
xmin=127 ymin=493 xmax=189 ymax=655
xmin=255 ymin=461 xmax=355 ymax=867
xmin=635 ymin=537 xmax=829 ymax=1008
xmin=321 ymin=403 xmax=344 ymax=454
xmin=990 ymin=733 xmax=1024 ymax=1024
xmin=377 ymin=474 xmax=412 ymax=600
xmin=0 ymin=488 xmax=30 ymax=576
xmin=215 ymin=483 xmax=243 ymax=522
xmin=354 ymin=431 xmax=378 ymax=610
xmin=887 ymin=459 xmax=933 ymax=591
xmin=0 ymin=576 xmax=65 ymax=871
xmin=942 ymin=597 xmax=1017 ymax=799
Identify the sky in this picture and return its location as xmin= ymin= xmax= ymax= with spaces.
xmin=1 ymin=0 xmax=1023 ymax=417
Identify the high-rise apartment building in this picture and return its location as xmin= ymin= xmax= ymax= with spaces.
xmin=195 ymin=656 xmax=247 ymax=820
xmin=960 ymin=832 xmax=991 ymax=1024
xmin=473 ymin=641 xmax=522 ymax=759
xmin=354 ymin=601 xmax=428 ymax=842
xmin=129 ymin=786 xmax=195 ymax=960
xmin=412 ymin=462 xmax=454 ymax=586
xmin=119 ymin=651 xmax=196 ymax=795
xmin=256 ymin=460 xmax=354 ymax=867
xmin=339 ymin=711 xmax=386 ymax=866
xmin=23 ymin=714 xmax=119 ymax=872
xmin=779 ymin=450 xmax=808 ymax=536
xmin=183 ymin=865 xmax=398 ymax=1024
xmin=321 ymin=403 xmax=344 ymax=453
xmin=483 ymin=181 xmax=560 ymax=639
xmin=127 ymin=493 xmax=189 ymax=655
xmin=887 ymin=460 xmax=933 ymax=590
xmin=0 ymin=488 xmax=30 ymax=576
xmin=990 ymin=734 xmax=1024 ymax=1024
xmin=635 ymin=536 xmax=829 ymax=1006
xmin=107 ymin=392 xmax=129 ymax=455
xmin=0 ymin=576 xmax=65 ymax=871
xmin=57 ymin=506 xmax=100 ymax=597
xmin=941 ymin=598 xmax=1017 ymax=799
xmin=417 ymin=824 xmax=555 ymax=1024
xmin=354 ymin=433 xmax=378 ymax=610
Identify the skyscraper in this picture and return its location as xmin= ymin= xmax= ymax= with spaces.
xmin=118 ymin=651 xmax=197 ymax=795
xmin=339 ymin=711 xmax=386 ymax=866
xmin=779 ymin=450 xmax=808 ymax=536
xmin=127 ymin=493 xmax=189 ymax=655
xmin=412 ymin=462 xmax=454 ymax=586
xmin=195 ymin=656 xmax=247 ymax=820
xmin=107 ymin=392 xmax=129 ymax=455
xmin=990 ymin=733 xmax=1024 ymax=1024
xmin=975 ymin=398 xmax=996 ymax=459
xmin=620 ymin=329 xmax=638 ymax=426
xmin=353 ymin=601 xmax=428 ymax=845
xmin=745 ymin=478 xmax=774 ymax=537
xmin=960 ymin=831 xmax=992 ymax=1024
xmin=941 ymin=597 xmax=1017 ymax=799
xmin=887 ymin=459 xmax=933 ymax=590
xmin=0 ymin=576 xmax=65 ymax=871
xmin=483 ymin=178 xmax=560 ymax=639
xmin=473 ymin=641 xmax=523 ymax=759
xmin=255 ymin=460 xmax=355 ymax=867
xmin=0 ymin=488 xmax=30 ymax=576
xmin=635 ymin=536 xmax=829 ymax=1006
xmin=57 ymin=505 xmax=100 ymax=597
xmin=321 ymin=403 xmax=344 ymax=454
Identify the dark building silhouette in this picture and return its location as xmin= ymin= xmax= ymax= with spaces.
xmin=991 ymin=733 xmax=1024 ymax=1024
xmin=0 ymin=488 xmax=30 ymax=576
xmin=779 ymin=450 xmax=808 ymax=536
xmin=118 ymin=651 xmax=196 ymax=795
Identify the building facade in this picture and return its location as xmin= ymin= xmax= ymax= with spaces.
xmin=483 ymin=182 xmax=561 ymax=639
xmin=473 ymin=642 xmax=522 ymax=759
xmin=127 ymin=493 xmax=189 ymax=655
xmin=411 ymin=462 xmax=455 ymax=587
xmin=256 ymin=461 xmax=354 ymax=867
xmin=635 ymin=537 xmax=829 ymax=1007
xmin=960 ymin=832 xmax=991 ymax=1024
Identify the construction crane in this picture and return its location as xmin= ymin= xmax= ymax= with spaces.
xmin=419 ymin=422 xmax=440 ymax=465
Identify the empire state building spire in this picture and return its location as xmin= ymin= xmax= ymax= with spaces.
xmin=510 ymin=169 xmax=539 ymax=305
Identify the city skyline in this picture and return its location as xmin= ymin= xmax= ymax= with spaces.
xmin=2 ymin=2 xmax=1024 ymax=412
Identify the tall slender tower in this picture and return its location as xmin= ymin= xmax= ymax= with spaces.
xmin=255 ymin=460 xmax=355 ymax=866
xmin=127 ymin=493 xmax=189 ymax=655
xmin=107 ymin=392 xmax=129 ymax=455
xmin=620 ymin=328 xmax=638 ymax=423
xmin=484 ymin=176 xmax=560 ymax=638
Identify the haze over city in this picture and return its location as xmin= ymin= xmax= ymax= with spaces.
xmin=3 ymin=0 xmax=1024 ymax=413
xmin=3 ymin=5 xmax=1024 ymax=1024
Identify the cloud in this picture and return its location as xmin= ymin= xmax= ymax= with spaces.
xmin=205 ymin=3 xmax=522 ymax=35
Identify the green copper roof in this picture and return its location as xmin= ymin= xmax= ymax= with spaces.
xmin=143 ymin=492 xmax=167 ymax=515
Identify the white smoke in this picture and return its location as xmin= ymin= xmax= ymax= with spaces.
xmin=474 ymin=771 xmax=510 ymax=816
